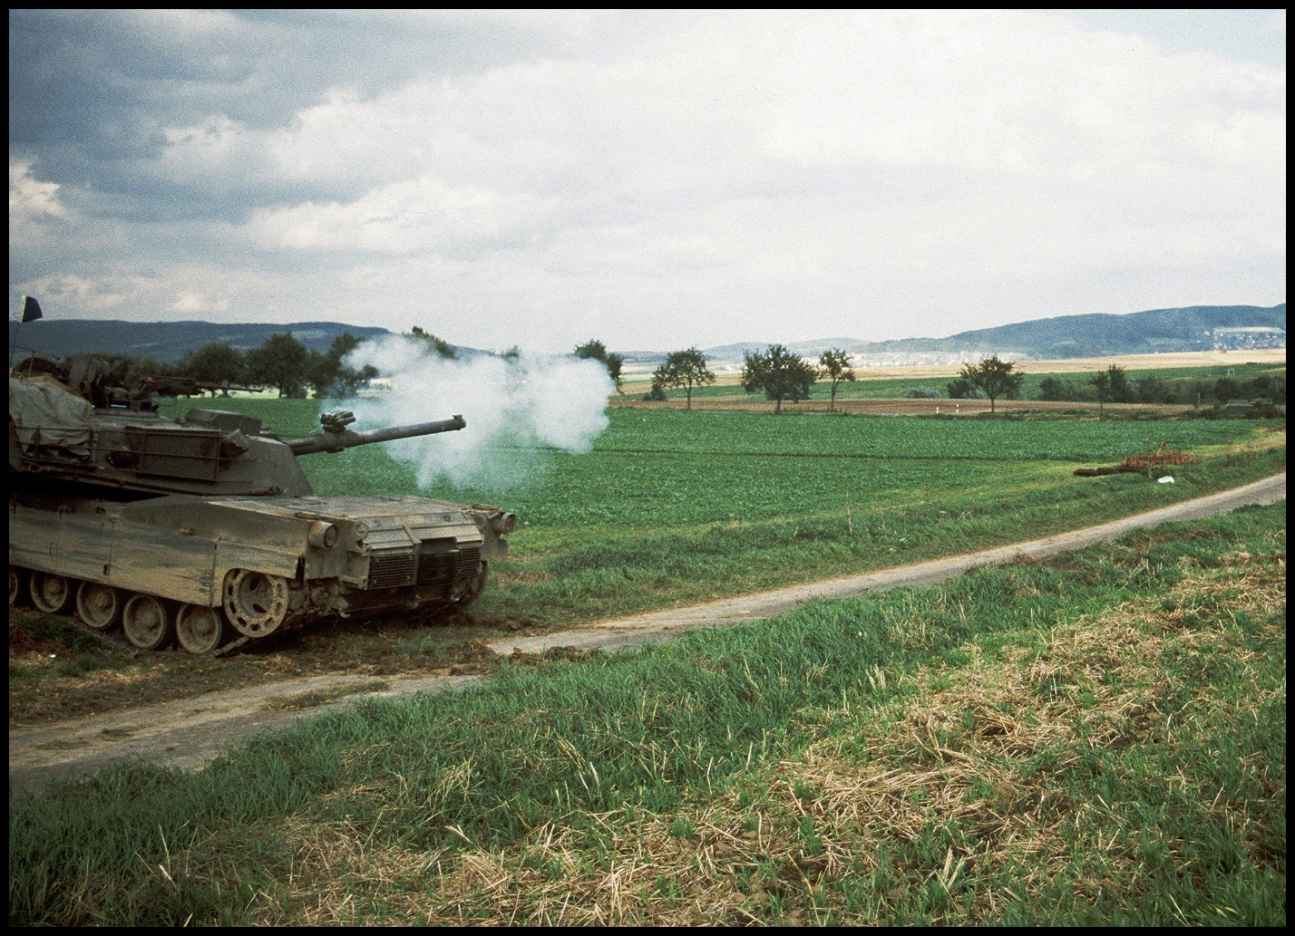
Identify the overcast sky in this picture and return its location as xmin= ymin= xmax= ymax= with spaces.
xmin=8 ymin=10 xmax=1286 ymax=353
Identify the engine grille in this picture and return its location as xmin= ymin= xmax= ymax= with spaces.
xmin=367 ymin=549 xmax=416 ymax=589
xmin=417 ymin=541 xmax=482 ymax=592
xmin=366 ymin=541 xmax=482 ymax=593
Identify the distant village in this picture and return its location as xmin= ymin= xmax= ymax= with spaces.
xmin=1211 ymin=326 xmax=1286 ymax=351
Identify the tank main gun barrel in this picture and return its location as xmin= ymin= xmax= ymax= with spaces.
xmin=286 ymin=414 xmax=467 ymax=455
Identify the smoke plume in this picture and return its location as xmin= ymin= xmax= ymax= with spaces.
xmin=336 ymin=335 xmax=613 ymax=490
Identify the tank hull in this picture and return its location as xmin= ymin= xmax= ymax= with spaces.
xmin=9 ymin=491 xmax=509 ymax=649
xmin=9 ymin=366 xmax=514 ymax=654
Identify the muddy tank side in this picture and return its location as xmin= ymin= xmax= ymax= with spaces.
xmin=10 ymin=368 xmax=516 ymax=654
xmin=11 ymin=492 xmax=501 ymax=646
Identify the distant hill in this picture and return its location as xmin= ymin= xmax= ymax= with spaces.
xmin=7 ymin=302 xmax=1284 ymax=367
xmin=854 ymin=304 xmax=1285 ymax=359
xmin=5 ymin=320 xmax=496 ymax=363
xmin=691 ymin=303 xmax=1285 ymax=364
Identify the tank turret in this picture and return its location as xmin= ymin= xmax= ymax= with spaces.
xmin=10 ymin=373 xmax=468 ymax=498
xmin=9 ymin=355 xmax=514 ymax=656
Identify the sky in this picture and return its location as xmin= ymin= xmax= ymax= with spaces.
xmin=8 ymin=10 xmax=1286 ymax=353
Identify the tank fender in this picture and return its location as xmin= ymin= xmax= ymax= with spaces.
xmin=466 ymin=505 xmax=516 ymax=561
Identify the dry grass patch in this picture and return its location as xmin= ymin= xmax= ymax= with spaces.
xmin=769 ymin=551 xmax=1285 ymax=921
xmin=254 ymin=544 xmax=1286 ymax=924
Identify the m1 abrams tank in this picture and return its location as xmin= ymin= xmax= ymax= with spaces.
xmin=8 ymin=356 xmax=515 ymax=654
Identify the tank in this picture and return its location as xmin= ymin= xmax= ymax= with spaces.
xmin=8 ymin=355 xmax=515 ymax=654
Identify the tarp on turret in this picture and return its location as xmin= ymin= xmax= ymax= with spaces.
xmin=9 ymin=376 xmax=93 ymax=457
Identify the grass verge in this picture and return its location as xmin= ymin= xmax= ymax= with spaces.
xmin=9 ymin=502 xmax=1285 ymax=925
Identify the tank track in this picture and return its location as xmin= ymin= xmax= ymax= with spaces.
xmin=9 ymin=563 xmax=481 ymax=657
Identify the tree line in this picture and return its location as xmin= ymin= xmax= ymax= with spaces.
xmin=642 ymin=349 xmax=1285 ymax=415
xmin=951 ymin=362 xmax=1285 ymax=411
xmin=1034 ymin=367 xmax=1285 ymax=410
xmin=178 ymin=326 xmax=487 ymax=398
xmin=174 ymin=332 xmax=380 ymax=399
xmin=645 ymin=347 xmax=1027 ymax=414
xmin=59 ymin=328 xmax=1285 ymax=414
xmin=641 ymin=347 xmax=1032 ymax=414
xmin=640 ymin=345 xmax=859 ymax=413
xmin=81 ymin=331 xmax=636 ymax=401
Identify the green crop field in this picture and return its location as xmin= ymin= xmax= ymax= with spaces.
xmin=160 ymin=398 xmax=1286 ymax=629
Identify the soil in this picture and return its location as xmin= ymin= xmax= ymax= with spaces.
xmin=8 ymin=472 xmax=1285 ymax=795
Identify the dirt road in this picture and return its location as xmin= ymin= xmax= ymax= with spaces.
xmin=9 ymin=472 xmax=1285 ymax=794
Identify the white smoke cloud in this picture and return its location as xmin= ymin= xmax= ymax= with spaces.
xmin=337 ymin=335 xmax=612 ymax=490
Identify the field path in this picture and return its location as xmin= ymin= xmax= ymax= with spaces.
xmin=9 ymin=472 xmax=1285 ymax=794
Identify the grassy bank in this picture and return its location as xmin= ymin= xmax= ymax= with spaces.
xmin=9 ymin=502 xmax=1286 ymax=925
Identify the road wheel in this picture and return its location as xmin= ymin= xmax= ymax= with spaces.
xmin=30 ymin=572 xmax=74 ymax=614
xmin=223 ymin=570 xmax=290 ymax=639
xmin=176 ymin=604 xmax=226 ymax=655
xmin=76 ymin=582 xmax=122 ymax=631
xmin=122 ymin=594 xmax=172 ymax=650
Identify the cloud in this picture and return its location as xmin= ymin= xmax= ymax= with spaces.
xmin=7 ymin=11 xmax=1286 ymax=349
xmin=10 ymin=159 xmax=67 ymax=225
xmin=247 ymin=175 xmax=558 ymax=256
xmin=18 ymin=272 xmax=129 ymax=313
xmin=171 ymin=290 xmax=231 ymax=315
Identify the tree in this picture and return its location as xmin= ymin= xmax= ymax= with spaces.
xmin=1105 ymin=365 xmax=1133 ymax=403
xmin=182 ymin=342 xmax=245 ymax=395
xmin=1089 ymin=369 xmax=1111 ymax=419
xmin=328 ymin=333 xmax=364 ymax=362
xmin=1134 ymin=376 xmax=1169 ymax=404
xmin=817 ymin=348 xmax=856 ymax=412
xmin=409 ymin=326 xmax=458 ymax=360
xmin=308 ymin=333 xmax=378 ymax=397
xmin=741 ymin=344 xmax=817 ymax=414
xmin=1038 ymin=376 xmax=1068 ymax=401
xmin=1214 ymin=377 xmax=1239 ymax=404
xmin=246 ymin=333 xmax=311 ymax=399
xmin=574 ymin=339 xmax=625 ymax=393
xmin=946 ymin=377 xmax=979 ymax=400
xmin=306 ymin=350 xmax=334 ymax=399
xmin=652 ymin=347 xmax=715 ymax=410
xmin=958 ymin=355 xmax=1024 ymax=414
xmin=1089 ymin=365 xmax=1132 ymax=417
xmin=95 ymin=353 xmax=180 ymax=395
